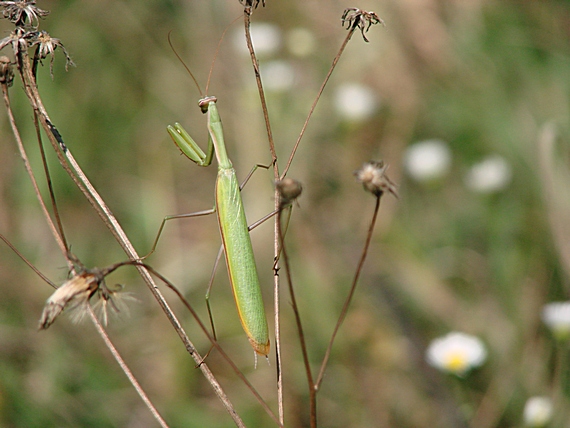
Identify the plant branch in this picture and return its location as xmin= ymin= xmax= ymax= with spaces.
xmin=14 ymin=48 xmax=244 ymax=427
xmin=315 ymin=194 xmax=381 ymax=389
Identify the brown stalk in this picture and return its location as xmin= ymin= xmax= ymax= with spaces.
xmin=242 ymin=6 xmax=385 ymax=425
xmin=1 ymin=80 xmax=69 ymax=262
xmin=315 ymin=195 xmax=382 ymax=389
xmin=242 ymin=5 xmax=285 ymax=424
xmin=87 ymin=307 xmax=170 ymax=428
xmin=0 ymin=233 xmax=170 ymax=426
xmin=280 ymin=25 xmax=357 ymax=179
xmin=13 ymin=47 xmax=245 ymax=427
xmin=276 ymin=209 xmax=317 ymax=427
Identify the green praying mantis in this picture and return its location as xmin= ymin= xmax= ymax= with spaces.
xmin=166 ymin=96 xmax=270 ymax=357
xmin=154 ymin=6 xmax=383 ymax=361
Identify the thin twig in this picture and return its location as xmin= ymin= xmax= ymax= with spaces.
xmin=87 ymin=307 xmax=170 ymax=428
xmin=0 ymin=81 xmax=68 ymax=260
xmin=0 ymin=232 xmax=169 ymax=426
xmin=315 ymin=195 xmax=381 ymax=389
xmin=242 ymin=6 xmax=285 ymax=424
xmin=0 ymin=233 xmax=56 ymax=288
xmin=277 ymin=209 xmax=317 ymax=428
xmin=142 ymin=263 xmax=283 ymax=427
xmin=243 ymin=8 xmax=278 ymax=173
xmin=29 ymin=45 xmax=69 ymax=256
xmin=280 ymin=27 xmax=356 ymax=179
xmin=14 ymin=48 xmax=245 ymax=427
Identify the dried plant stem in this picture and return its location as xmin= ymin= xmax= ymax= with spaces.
xmin=243 ymin=7 xmax=285 ymax=424
xmin=0 ymin=231 xmax=170 ymax=426
xmin=280 ymin=27 xmax=357 ymax=179
xmin=31 ymin=108 xmax=69 ymax=254
xmin=243 ymin=8 xmax=278 ymax=173
xmin=315 ymin=195 xmax=381 ymax=389
xmin=277 ymin=210 xmax=317 ymax=428
xmin=0 ymin=233 xmax=55 ymax=288
xmin=143 ymin=264 xmax=282 ymax=427
xmin=1 ymin=82 xmax=69 ymax=261
xmin=13 ymin=50 xmax=245 ymax=427
xmin=87 ymin=307 xmax=169 ymax=428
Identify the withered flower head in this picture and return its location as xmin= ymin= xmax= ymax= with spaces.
xmin=276 ymin=177 xmax=303 ymax=209
xmin=355 ymin=160 xmax=398 ymax=198
xmin=31 ymin=30 xmax=75 ymax=76
xmin=341 ymin=8 xmax=385 ymax=42
xmin=38 ymin=271 xmax=101 ymax=329
xmin=0 ymin=55 xmax=14 ymax=86
xmin=239 ymin=0 xmax=265 ymax=9
xmin=38 ymin=263 xmax=131 ymax=330
xmin=0 ymin=27 xmax=31 ymax=56
xmin=1 ymin=1 xmax=49 ymax=28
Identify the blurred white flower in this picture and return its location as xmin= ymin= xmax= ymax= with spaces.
xmin=404 ymin=139 xmax=452 ymax=182
xmin=261 ymin=60 xmax=295 ymax=91
xmin=426 ymin=332 xmax=487 ymax=376
xmin=233 ymin=22 xmax=282 ymax=56
xmin=334 ymin=82 xmax=378 ymax=121
xmin=523 ymin=396 xmax=553 ymax=427
xmin=286 ymin=27 xmax=316 ymax=57
xmin=542 ymin=301 xmax=570 ymax=340
xmin=465 ymin=155 xmax=512 ymax=193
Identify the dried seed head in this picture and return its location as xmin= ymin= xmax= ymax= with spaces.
xmin=276 ymin=177 xmax=303 ymax=209
xmin=239 ymin=0 xmax=265 ymax=9
xmin=341 ymin=8 xmax=385 ymax=42
xmin=38 ymin=272 xmax=101 ymax=329
xmin=355 ymin=160 xmax=398 ymax=198
xmin=0 ymin=27 xmax=30 ymax=56
xmin=1 ymin=1 xmax=49 ymax=28
xmin=38 ymin=261 xmax=133 ymax=329
xmin=31 ymin=30 xmax=75 ymax=76
xmin=0 ymin=56 xmax=14 ymax=86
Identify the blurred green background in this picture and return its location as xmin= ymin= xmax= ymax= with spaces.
xmin=1 ymin=0 xmax=570 ymax=426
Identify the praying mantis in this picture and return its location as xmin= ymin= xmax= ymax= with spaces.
xmin=166 ymin=95 xmax=270 ymax=357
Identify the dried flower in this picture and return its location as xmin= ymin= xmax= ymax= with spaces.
xmin=426 ymin=332 xmax=487 ymax=376
xmin=341 ymin=8 xmax=384 ymax=42
xmin=276 ymin=177 xmax=302 ymax=209
xmin=1 ymin=1 xmax=49 ymax=28
xmin=355 ymin=160 xmax=398 ymax=198
xmin=38 ymin=261 xmax=131 ymax=329
xmin=523 ymin=396 xmax=553 ymax=427
xmin=0 ymin=28 xmax=74 ymax=79
xmin=39 ymin=272 xmax=102 ymax=329
xmin=542 ymin=301 xmax=570 ymax=340
xmin=31 ymin=30 xmax=75 ymax=76
xmin=0 ymin=55 xmax=14 ymax=86
xmin=0 ymin=27 xmax=32 ymax=56
xmin=239 ymin=0 xmax=265 ymax=9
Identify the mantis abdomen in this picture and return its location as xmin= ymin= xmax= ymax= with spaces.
xmin=216 ymin=166 xmax=270 ymax=356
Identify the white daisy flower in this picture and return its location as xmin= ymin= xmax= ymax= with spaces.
xmin=403 ymin=139 xmax=451 ymax=182
xmin=426 ymin=332 xmax=487 ymax=376
xmin=233 ymin=22 xmax=282 ymax=56
xmin=542 ymin=301 xmax=570 ymax=340
xmin=261 ymin=60 xmax=295 ymax=91
xmin=285 ymin=28 xmax=316 ymax=57
xmin=334 ymin=82 xmax=378 ymax=122
xmin=523 ymin=396 xmax=553 ymax=427
xmin=465 ymin=155 xmax=512 ymax=193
